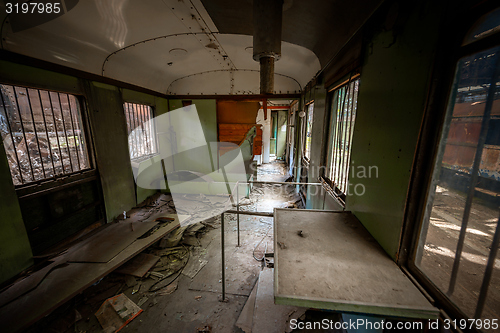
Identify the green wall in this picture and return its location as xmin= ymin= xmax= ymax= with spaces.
xmin=0 ymin=138 xmax=33 ymax=284
xmin=85 ymin=82 xmax=136 ymax=222
xmin=345 ymin=2 xmax=442 ymax=260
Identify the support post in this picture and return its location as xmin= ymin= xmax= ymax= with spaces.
xmin=220 ymin=212 xmax=226 ymax=302
xmin=237 ymin=183 xmax=240 ymax=247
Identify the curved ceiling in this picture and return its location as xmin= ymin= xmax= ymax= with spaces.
xmin=0 ymin=0 xmax=382 ymax=95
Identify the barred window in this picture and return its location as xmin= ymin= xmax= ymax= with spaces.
xmin=324 ymin=77 xmax=360 ymax=197
xmin=303 ymin=102 xmax=314 ymax=160
xmin=123 ymin=102 xmax=156 ymax=160
xmin=0 ymin=84 xmax=91 ymax=186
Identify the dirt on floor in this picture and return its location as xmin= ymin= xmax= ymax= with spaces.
xmin=418 ymin=184 xmax=499 ymax=324
xmin=25 ymin=160 xmax=321 ymax=333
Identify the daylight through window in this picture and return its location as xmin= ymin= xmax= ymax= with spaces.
xmin=0 ymin=84 xmax=91 ymax=186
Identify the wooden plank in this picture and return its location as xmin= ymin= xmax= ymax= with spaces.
xmin=252 ymin=268 xmax=306 ymax=333
xmin=64 ymin=221 xmax=158 ymax=263
xmin=235 ymin=281 xmax=258 ymax=333
xmin=218 ymin=123 xmax=257 ymax=130
xmin=114 ymin=253 xmax=160 ymax=277
xmin=274 ymin=209 xmax=439 ymax=319
xmin=0 ymin=215 xmax=188 ymax=333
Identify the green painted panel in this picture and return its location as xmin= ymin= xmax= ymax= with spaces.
xmin=0 ymin=138 xmax=33 ymax=284
xmin=167 ymin=99 xmax=217 ymax=174
xmin=86 ymin=82 xmax=136 ymax=222
xmin=0 ymin=60 xmax=82 ymax=95
xmin=345 ymin=4 xmax=442 ymax=260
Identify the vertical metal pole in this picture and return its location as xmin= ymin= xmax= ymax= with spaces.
xmin=12 ymin=86 xmax=35 ymax=182
xmin=474 ymin=211 xmax=500 ymax=318
xmin=237 ymin=182 xmax=240 ymax=247
xmin=25 ymin=88 xmax=45 ymax=179
xmin=57 ymin=92 xmax=74 ymax=173
xmin=448 ymin=54 xmax=500 ymax=295
xmin=66 ymin=94 xmax=81 ymax=171
xmin=38 ymin=90 xmax=56 ymax=177
xmin=221 ymin=212 xmax=226 ymax=301
xmin=0 ymin=86 xmax=24 ymax=183
xmin=48 ymin=92 xmax=64 ymax=173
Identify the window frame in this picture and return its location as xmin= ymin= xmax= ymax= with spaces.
xmin=122 ymin=101 xmax=158 ymax=161
xmin=403 ymin=4 xmax=500 ymax=331
xmin=0 ymin=83 xmax=95 ymax=191
xmin=322 ymin=74 xmax=360 ymax=202
xmin=302 ymin=101 xmax=314 ymax=162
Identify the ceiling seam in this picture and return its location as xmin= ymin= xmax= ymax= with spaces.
xmin=166 ymin=68 xmax=302 ymax=95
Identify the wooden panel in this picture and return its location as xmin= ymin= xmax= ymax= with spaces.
xmin=65 ymin=221 xmax=158 ymax=263
xmin=274 ymin=209 xmax=438 ymax=319
xmin=218 ymin=123 xmax=263 ymax=156
xmin=0 ymin=214 xmax=188 ymax=333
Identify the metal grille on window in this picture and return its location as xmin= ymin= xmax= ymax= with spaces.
xmin=0 ymin=84 xmax=91 ymax=186
xmin=304 ymin=102 xmax=314 ymax=159
xmin=123 ymin=102 xmax=156 ymax=160
xmin=325 ymin=78 xmax=360 ymax=196
xmin=415 ymin=45 xmax=500 ymax=322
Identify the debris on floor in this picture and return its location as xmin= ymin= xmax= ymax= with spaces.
xmin=95 ymin=294 xmax=143 ymax=333
xmin=115 ymin=253 xmax=160 ymax=278
xmin=18 ymin=160 xmax=310 ymax=333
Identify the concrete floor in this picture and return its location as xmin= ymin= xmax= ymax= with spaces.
xmin=27 ymin=160 xmax=315 ymax=333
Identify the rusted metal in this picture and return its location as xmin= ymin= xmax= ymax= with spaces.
xmin=260 ymin=57 xmax=275 ymax=94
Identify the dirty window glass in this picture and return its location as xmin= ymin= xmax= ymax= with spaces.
xmin=0 ymin=84 xmax=91 ymax=186
xmin=123 ymin=102 xmax=157 ymax=160
xmin=324 ymin=78 xmax=360 ymax=196
xmin=304 ymin=102 xmax=314 ymax=160
xmin=415 ymin=46 xmax=500 ymax=323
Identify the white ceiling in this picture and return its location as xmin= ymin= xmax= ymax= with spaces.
xmin=0 ymin=0 xmax=321 ymax=95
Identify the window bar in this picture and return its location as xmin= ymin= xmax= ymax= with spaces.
xmin=148 ymin=107 xmax=154 ymax=155
xmin=332 ymin=91 xmax=340 ymax=187
xmin=346 ymin=81 xmax=358 ymax=188
xmin=124 ymin=103 xmax=132 ymax=157
xmin=138 ymin=104 xmax=144 ymax=157
xmin=0 ymin=87 xmax=24 ymax=184
xmin=133 ymin=103 xmax=139 ymax=158
xmin=338 ymin=86 xmax=348 ymax=191
xmin=474 ymin=211 xmax=500 ymax=318
xmin=447 ymin=53 xmax=500 ymax=296
xmin=37 ymin=90 xmax=56 ymax=176
xmin=65 ymin=94 xmax=81 ymax=171
xmin=145 ymin=106 xmax=151 ymax=155
xmin=48 ymin=92 xmax=64 ymax=173
xmin=56 ymin=93 xmax=74 ymax=173
xmin=133 ymin=103 xmax=139 ymax=159
xmin=12 ymin=86 xmax=35 ymax=182
xmin=144 ymin=106 xmax=150 ymax=155
xmin=141 ymin=104 xmax=147 ymax=156
xmin=343 ymin=81 xmax=355 ymax=192
xmin=131 ymin=103 xmax=138 ymax=159
xmin=341 ymin=84 xmax=351 ymax=192
xmin=25 ymin=88 xmax=46 ymax=179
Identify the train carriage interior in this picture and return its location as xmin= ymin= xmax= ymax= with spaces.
xmin=0 ymin=0 xmax=499 ymax=332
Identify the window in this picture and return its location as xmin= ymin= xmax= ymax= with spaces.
xmin=324 ymin=77 xmax=360 ymax=197
xmin=123 ymin=102 xmax=156 ymax=160
xmin=303 ymin=102 xmax=314 ymax=159
xmin=414 ymin=44 xmax=500 ymax=322
xmin=0 ymin=84 xmax=91 ymax=186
